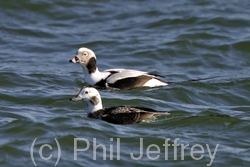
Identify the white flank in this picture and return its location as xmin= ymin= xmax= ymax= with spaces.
xmin=143 ymin=78 xmax=168 ymax=87
xmin=105 ymin=69 xmax=150 ymax=84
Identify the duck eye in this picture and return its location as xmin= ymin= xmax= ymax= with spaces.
xmin=83 ymin=52 xmax=88 ymax=56
xmin=85 ymin=91 xmax=89 ymax=94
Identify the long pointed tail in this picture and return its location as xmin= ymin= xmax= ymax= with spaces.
xmin=167 ymin=75 xmax=226 ymax=84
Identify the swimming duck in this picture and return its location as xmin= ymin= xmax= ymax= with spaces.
xmin=70 ymin=87 xmax=169 ymax=124
xmin=69 ymin=47 xmax=168 ymax=90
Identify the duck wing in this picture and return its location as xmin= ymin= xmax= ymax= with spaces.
xmin=91 ymin=106 xmax=168 ymax=125
xmin=104 ymin=69 xmax=156 ymax=90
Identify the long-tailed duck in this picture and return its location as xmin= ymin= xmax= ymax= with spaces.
xmin=70 ymin=87 xmax=169 ymax=124
xmin=69 ymin=47 xmax=168 ymax=90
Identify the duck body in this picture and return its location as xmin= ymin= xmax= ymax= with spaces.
xmin=89 ymin=106 xmax=166 ymax=124
xmin=70 ymin=87 xmax=169 ymax=124
xmin=69 ymin=47 xmax=168 ymax=90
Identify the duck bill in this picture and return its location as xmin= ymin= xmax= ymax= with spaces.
xmin=70 ymin=95 xmax=82 ymax=101
xmin=69 ymin=57 xmax=77 ymax=63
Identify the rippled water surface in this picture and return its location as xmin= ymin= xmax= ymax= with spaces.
xmin=1 ymin=0 xmax=250 ymax=166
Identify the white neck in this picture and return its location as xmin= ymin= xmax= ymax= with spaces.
xmin=81 ymin=65 xmax=101 ymax=85
xmin=85 ymin=101 xmax=103 ymax=114
xmin=81 ymin=65 xmax=110 ymax=85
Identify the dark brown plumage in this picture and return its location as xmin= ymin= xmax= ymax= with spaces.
xmin=70 ymin=87 xmax=169 ymax=125
xmin=89 ymin=106 xmax=167 ymax=124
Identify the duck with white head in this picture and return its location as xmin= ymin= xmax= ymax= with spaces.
xmin=70 ymin=87 xmax=169 ymax=124
xmin=69 ymin=47 xmax=168 ymax=90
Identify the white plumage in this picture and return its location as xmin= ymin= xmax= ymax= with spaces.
xmin=70 ymin=87 xmax=169 ymax=124
xmin=69 ymin=47 xmax=168 ymax=90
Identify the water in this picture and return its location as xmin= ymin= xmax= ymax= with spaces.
xmin=1 ymin=0 xmax=250 ymax=166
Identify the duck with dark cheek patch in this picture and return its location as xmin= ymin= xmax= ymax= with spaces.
xmin=70 ymin=87 xmax=169 ymax=125
xmin=69 ymin=47 xmax=168 ymax=90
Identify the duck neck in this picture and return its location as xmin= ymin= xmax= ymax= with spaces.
xmin=85 ymin=101 xmax=103 ymax=114
xmin=81 ymin=65 xmax=102 ymax=85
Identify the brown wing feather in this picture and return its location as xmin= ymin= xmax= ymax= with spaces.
xmin=107 ymin=76 xmax=152 ymax=90
xmin=88 ymin=106 xmax=167 ymax=125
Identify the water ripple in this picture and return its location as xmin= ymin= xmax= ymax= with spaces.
xmin=1 ymin=0 xmax=250 ymax=166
